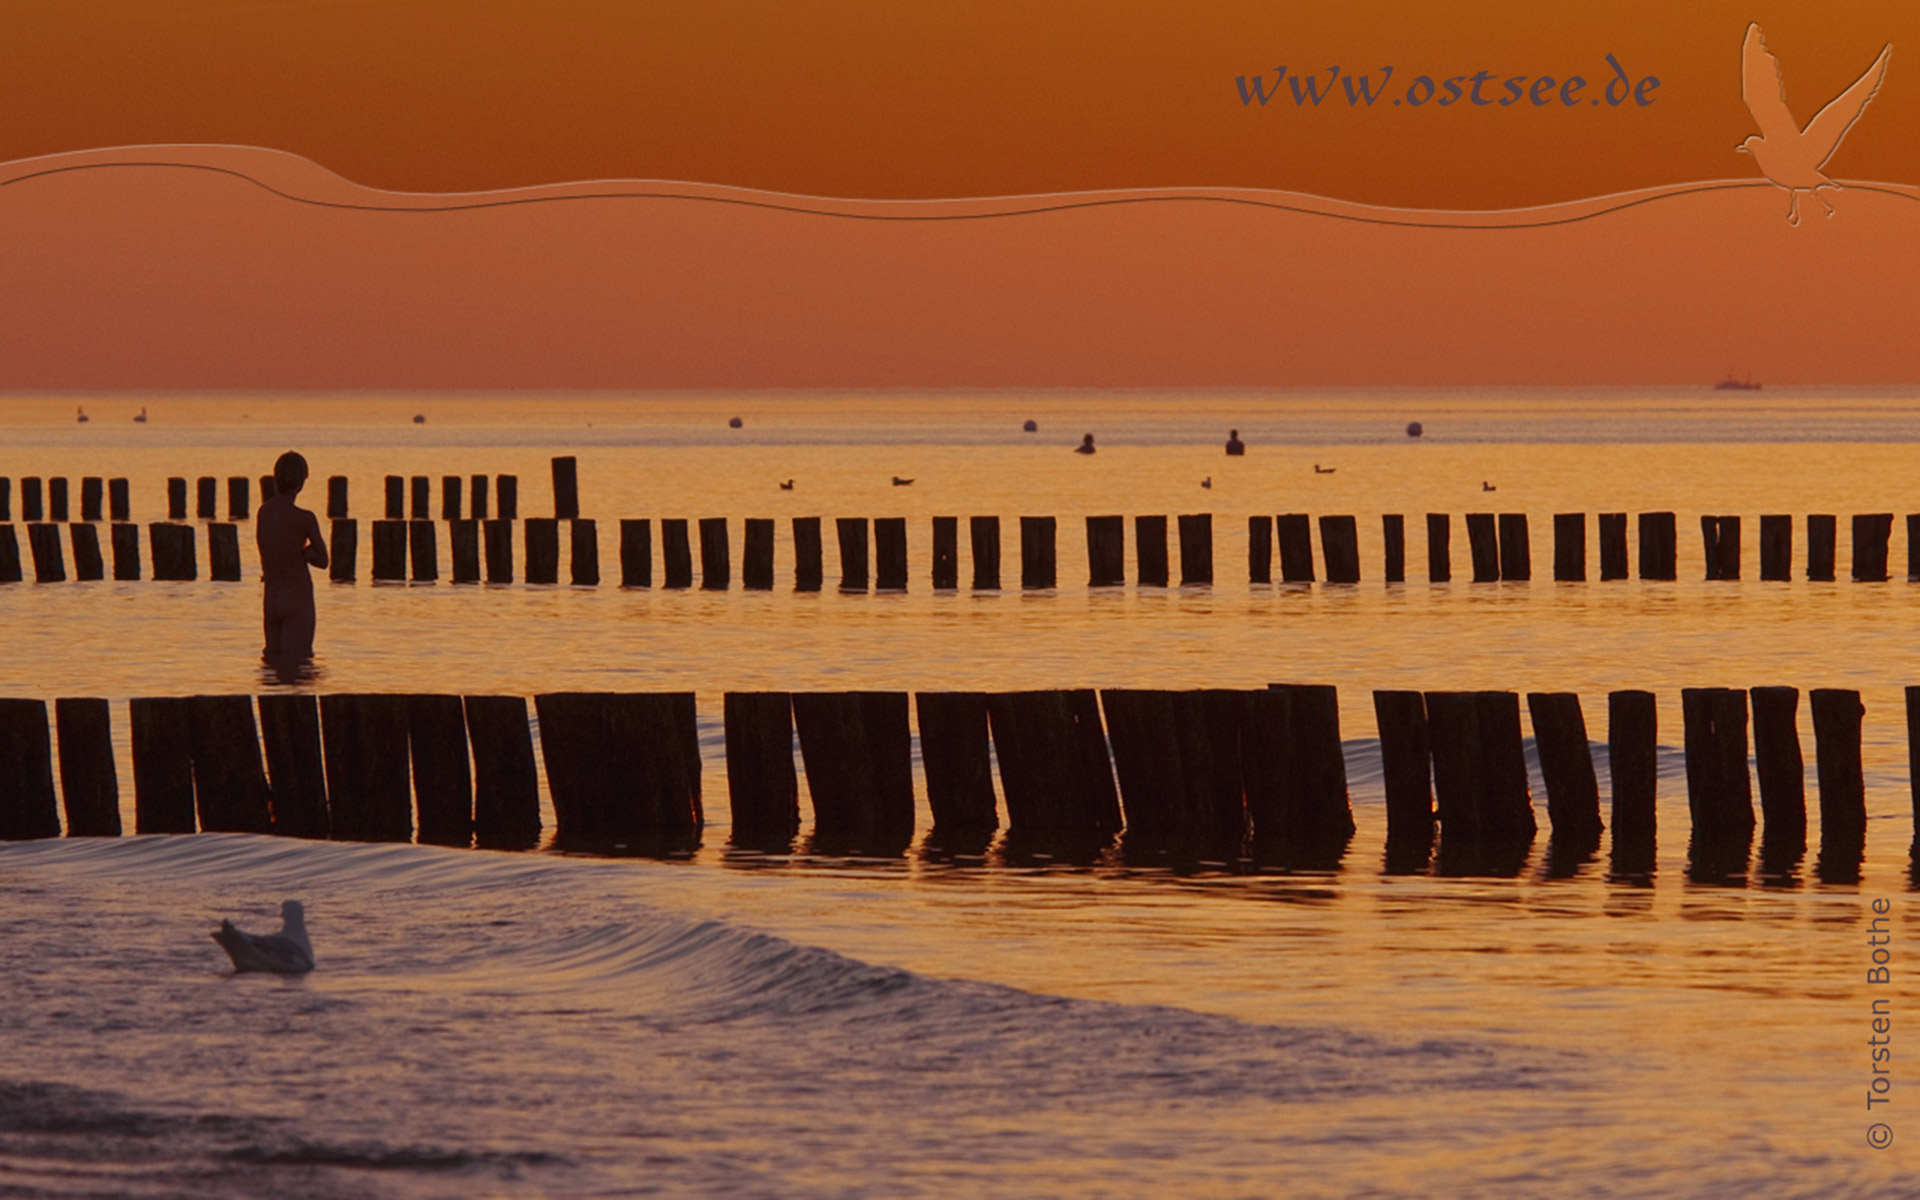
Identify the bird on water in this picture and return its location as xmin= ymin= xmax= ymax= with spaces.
xmin=211 ymin=900 xmax=315 ymax=974
xmin=779 ymin=479 xmax=795 ymax=490
xmin=1738 ymin=23 xmax=1891 ymax=225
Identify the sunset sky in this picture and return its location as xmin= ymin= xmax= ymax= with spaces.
xmin=5 ymin=1 xmax=1915 ymax=206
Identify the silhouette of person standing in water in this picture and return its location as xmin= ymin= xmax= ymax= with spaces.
xmin=257 ymin=451 xmax=328 ymax=666
xmin=1075 ymin=433 xmax=1097 ymax=455
xmin=1225 ymin=429 xmax=1245 ymax=456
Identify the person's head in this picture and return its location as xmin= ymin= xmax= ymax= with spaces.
xmin=1230 ymin=429 xmax=1239 ymax=437
xmin=273 ymin=451 xmax=309 ymax=496
xmin=1082 ymin=433 xmax=1094 ymax=443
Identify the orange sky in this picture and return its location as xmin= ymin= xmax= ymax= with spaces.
xmin=4 ymin=1 xmax=1915 ymax=206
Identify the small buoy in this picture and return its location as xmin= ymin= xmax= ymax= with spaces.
xmin=1406 ymin=421 xmax=1424 ymax=438
xmin=729 ymin=416 xmax=743 ymax=429
xmin=1023 ymin=420 xmax=1038 ymax=432
xmin=412 ymin=413 xmax=426 ymax=425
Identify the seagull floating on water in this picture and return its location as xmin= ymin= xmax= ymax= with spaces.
xmin=891 ymin=476 xmax=914 ymax=486
xmin=1313 ymin=464 xmax=1335 ymax=475
xmin=1482 ymin=481 xmax=1497 ymax=492
xmin=1739 ymin=23 xmax=1891 ymax=225
xmin=211 ymin=900 xmax=315 ymax=974
xmin=1201 ymin=476 xmax=1212 ymax=489
xmin=132 ymin=407 xmax=148 ymax=424
xmin=779 ymin=479 xmax=795 ymax=490
xmin=75 ymin=406 xmax=89 ymax=424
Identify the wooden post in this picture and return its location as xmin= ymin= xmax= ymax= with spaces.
xmin=931 ymin=517 xmax=959 ymax=589
xmin=260 ymin=475 xmax=275 ymax=504
xmin=80 ymin=477 xmax=103 ymax=522
xmin=1270 ymin=513 xmax=1311 ymax=583
xmin=0 ymin=526 xmax=19 ymax=584
xmin=916 ymin=692 xmax=998 ymax=835
xmin=48 ymin=478 xmax=69 ymax=522
xmin=1020 ymin=516 xmax=1056 ymax=588
xmin=258 ymin=693 xmax=329 ymax=839
xmin=441 ymin=475 xmax=462 ymax=520
xmin=874 ymin=517 xmax=907 ymax=590
xmin=69 ymin=524 xmax=104 ymax=581
xmin=470 ymin=474 xmax=489 ymax=520
xmin=55 ymin=697 xmax=120 ymax=837
xmin=1749 ymin=686 xmax=1806 ymax=844
xmin=1464 ymin=513 xmax=1499 ymax=581
xmin=1100 ymin=689 xmax=1185 ymax=840
xmin=1135 ymin=515 xmax=1169 ymax=586
xmin=619 ymin=518 xmax=651 ymax=587
xmin=130 ymin=697 xmax=196 ymax=833
xmin=167 ymin=477 xmax=188 ymax=520
xmin=384 ymin=475 xmax=405 ymax=519
xmin=1910 ymin=515 xmax=1920 ymax=579
xmin=371 ymin=520 xmax=408 ymax=581
xmin=1086 ymin=515 xmax=1124 ymax=586
xmin=834 ymin=517 xmax=869 ymax=590
xmin=1608 ymin=690 xmax=1658 ymax=850
xmin=1852 ymin=514 xmax=1892 ymax=581
xmin=186 ymin=695 xmax=272 ymax=833
xmin=327 ymin=475 xmax=349 ymax=519
xmin=496 ymin=474 xmax=519 ymax=520
xmin=793 ymin=516 xmax=824 ymax=590
xmin=986 ymin=689 xmax=1120 ymax=842
xmin=551 ymin=456 xmax=580 ymax=519
xmin=1381 ymin=514 xmax=1405 ymax=583
xmin=1427 ymin=513 xmax=1451 ymax=581
xmin=654 ymin=518 xmax=689 ymax=588
xmin=689 ymin=517 xmax=727 ymax=588
xmin=743 ymin=518 xmax=775 ymax=589
xmin=465 ymin=695 xmax=541 ymax=848
xmin=1247 ymin=684 xmax=1355 ymax=848
xmin=1638 ymin=511 xmax=1677 ymax=580
xmin=793 ymin=692 xmax=914 ymax=850
xmin=111 ymin=523 xmax=141 ymax=580
xmin=535 ymin=692 xmax=702 ymax=845
xmin=109 ymin=478 xmax=130 ymax=522
xmin=525 ymin=517 xmax=561 ymax=584
xmin=1372 ymin=690 xmax=1434 ymax=844
xmin=724 ymin=692 xmax=799 ymax=844
xmin=320 ymin=694 xmax=414 ymax=842
xmin=410 ymin=475 xmax=430 ymax=519
xmin=1552 ymin=513 xmax=1585 ymax=581
xmin=407 ymin=694 xmax=473 ymax=847
xmin=149 ymin=523 xmax=197 ymax=580
xmin=1318 ymin=515 xmax=1358 ymax=583
xmin=571 ymin=519 xmax=600 ymax=585
xmin=1526 ymin=692 xmax=1602 ymax=842
xmin=0 ymin=699 xmax=61 ymax=839
xmin=207 ymin=523 xmax=242 ymax=581
xmin=1701 ymin=515 xmax=1741 ymax=580
xmin=28 ymin=524 xmax=67 ymax=582
xmin=969 ymin=516 xmax=1000 ymax=589
xmin=226 ymin=476 xmax=250 ymax=521
xmin=1424 ymin=691 xmax=1536 ymax=844
xmin=1496 ymin=513 xmax=1530 ymax=580
xmin=1177 ymin=513 xmax=1213 ymax=585
xmin=1681 ymin=687 xmax=1755 ymax=841
xmin=1909 ymin=687 xmax=1920 ymax=845
xmin=1806 ymin=514 xmax=1837 ymax=580
xmin=1810 ymin=689 xmax=1866 ymax=838
xmin=0 ymin=476 xmax=9 ymax=521
xmin=1249 ymin=515 xmax=1274 ymax=583
xmin=21 ymin=478 xmax=42 ymax=522
xmin=449 ymin=519 xmax=480 ymax=583
xmin=193 ymin=476 xmax=216 ymax=520
xmin=482 ymin=519 xmax=514 ymax=583
xmin=1759 ymin=515 xmax=1792 ymax=581
xmin=329 ymin=519 xmax=358 ymax=582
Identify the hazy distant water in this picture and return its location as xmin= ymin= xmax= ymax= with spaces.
xmin=2 ymin=390 xmax=1918 ymax=1197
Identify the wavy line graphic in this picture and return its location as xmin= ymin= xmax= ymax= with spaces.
xmin=4 ymin=144 xmax=1916 ymax=230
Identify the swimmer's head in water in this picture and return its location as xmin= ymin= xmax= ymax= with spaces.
xmin=273 ymin=451 xmax=309 ymax=494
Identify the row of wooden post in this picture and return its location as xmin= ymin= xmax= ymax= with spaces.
xmin=9 ymin=510 xmax=1920 ymax=589
xmin=0 ymin=684 xmax=1904 ymax=866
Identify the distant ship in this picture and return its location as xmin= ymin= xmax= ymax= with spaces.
xmin=1714 ymin=371 xmax=1762 ymax=391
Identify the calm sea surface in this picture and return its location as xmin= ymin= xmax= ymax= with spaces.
xmin=2 ymin=390 xmax=1917 ymax=1197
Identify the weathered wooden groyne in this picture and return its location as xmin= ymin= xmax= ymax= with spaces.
xmin=7 ymin=466 xmax=1920 ymax=588
xmin=0 ymin=685 xmax=1910 ymax=877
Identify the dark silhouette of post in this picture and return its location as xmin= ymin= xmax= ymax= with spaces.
xmin=724 ymin=692 xmax=799 ymax=845
xmin=1087 ymin=516 xmax=1125 ymax=586
xmin=793 ymin=516 xmax=824 ymax=590
xmin=1135 ymin=515 xmax=1169 ymax=586
xmin=744 ymin=518 xmax=775 ymax=589
xmin=571 ymin=519 xmax=600 ymax=585
xmin=837 ymin=517 xmax=869 ymax=591
xmin=931 ymin=517 xmax=959 ymax=589
xmin=698 ymin=518 xmax=729 ymax=589
xmin=1178 ymin=513 xmax=1213 ymax=585
xmin=1749 ymin=686 xmax=1806 ymax=847
xmin=1277 ymin=514 xmax=1315 ymax=582
xmin=1021 ymin=517 xmax=1056 ymax=588
xmin=551 ymin=456 xmax=579 ymax=520
xmin=1759 ymin=515 xmax=1792 ymax=580
xmin=1806 ymin=514 xmax=1836 ymax=580
xmin=916 ymin=692 xmax=998 ymax=837
xmin=1607 ymin=690 xmax=1658 ymax=852
xmin=1638 ymin=512 xmax=1677 ymax=580
xmin=1852 ymin=514 xmax=1892 ymax=581
xmin=526 ymin=518 xmax=561 ymax=584
xmin=55 ymin=697 xmax=120 ymax=837
xmin=619 ymin=518 xmax=651 ymax=587
xmin=466 ymin=695 xmax=541 ymax=848
xmin=874 ymin=517 xmax=907 ymax=590
xmin=1496 ymin=513 xmax=1530 ymax=580
xmin=1810 ymin=689 xmax=1866 ymax=839
xmin=0 ymin=699 xmax=61 ymax=840
xmin=1427 ymin=513 xmax=1451 ymax=582
xmin=1381 ymin=514 xmax=1405 ymax=583
xmin=1552 ymin=513 xmax=1586 ymax=581
xmin=1249 ymin=515 xmax=1274 ymax=583
xmin=1318 ymin=515 xmax=1359 ymax=583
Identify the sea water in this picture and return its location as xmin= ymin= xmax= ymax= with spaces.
xmin=1 ymin=389 xmax=1916 ymax=1197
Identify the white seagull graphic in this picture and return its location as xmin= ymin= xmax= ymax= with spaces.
xmin=1738 ymin=23 xmax=1892 ymax=224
